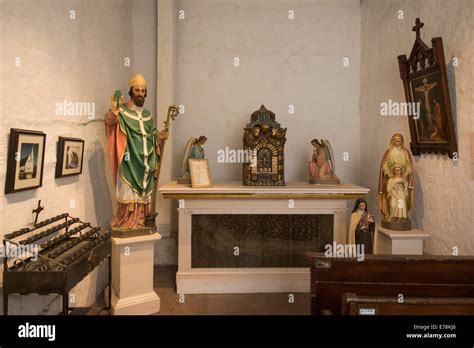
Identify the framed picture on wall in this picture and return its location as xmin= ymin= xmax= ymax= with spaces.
xmin=398 ymin=18 xmax=458 ymax=158
xmin=5 ymin=128 xmax=46 ymax=194
xmin=189 ymin=159 xmax=212 ymax=188
xmin=55 ymin=137 xmax=85 ymax=178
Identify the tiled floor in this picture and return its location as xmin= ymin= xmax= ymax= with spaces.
xmin=83 ymin=266 xmax=310 ymax=315
xmin=154 ymin=266 xmax=310 ymax=315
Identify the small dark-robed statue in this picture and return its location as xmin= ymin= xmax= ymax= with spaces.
xmin=348 ymin=198 xmax=375 ymax=254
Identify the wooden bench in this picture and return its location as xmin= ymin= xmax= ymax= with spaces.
xmin=306 ymin=252 xmax=474 ymax=315
xmin=341 ymin=293 xmax=474 ymax=315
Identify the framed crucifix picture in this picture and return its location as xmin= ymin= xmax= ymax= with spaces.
xmin=5 ymin=128 xmax=46 ymax=194
xmin=189 ymin=159 xmax=212 ymax=188
xmin=55 ymin=137 xmax=85 ymax=178
xmin=398 ymin=18 xmax=458 ymax=158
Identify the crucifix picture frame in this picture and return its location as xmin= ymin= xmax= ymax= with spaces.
xmin=398 ymin=18 xmax=458 ymax=158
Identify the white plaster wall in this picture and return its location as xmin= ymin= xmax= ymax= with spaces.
xmin=173 ymin=0 xmax=361 ymax=185
xmin=133 ymin=0 xmax=177 ymax=263
xmin=360 ymin=0 xmax=474 ymax=255
xmin=133 ymin=0 xmax=157 ymax=117
xmin=2 ymin=0 xmax=471 ymax=316
xmin=0 ymin=0 xmax=155 ymax=314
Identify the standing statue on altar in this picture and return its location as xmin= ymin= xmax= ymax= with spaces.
xmin=105 ymin=74 xmax=178 ymax=233
xmin=378 ymin=133 xmax=414 ymax=230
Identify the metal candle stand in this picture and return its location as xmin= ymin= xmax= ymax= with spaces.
xmin=3 ymin=213 xmax=111 ymax=315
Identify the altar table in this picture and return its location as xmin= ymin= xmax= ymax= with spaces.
xmin=159 ymin=181 xmax=369 ymax=294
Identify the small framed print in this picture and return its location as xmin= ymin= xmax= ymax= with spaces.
xmin=5 ymin=128 xmax=46 ymax=194
xmin=55 ymin=137 xmax=84 ymax=178
xmin=189 ymin=159 xmax=212 ymax=188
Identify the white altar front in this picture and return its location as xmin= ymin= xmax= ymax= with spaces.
xmin=160 ymin=181 xmax=369 ymax=294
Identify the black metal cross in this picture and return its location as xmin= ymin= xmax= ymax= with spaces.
xmin=32 ymin=200 xmax=44 ymax=226
xmin=412 ymin=18 xmax=424 ymax=40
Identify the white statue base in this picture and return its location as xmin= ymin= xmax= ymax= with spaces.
xmin=111 ymin=232 xmax=161 ymax=315
xmin=375 ymin=225 xmax=429 ymax=255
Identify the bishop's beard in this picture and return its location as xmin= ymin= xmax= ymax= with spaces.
xmin=132 ymin=95 xmax=145 ymax=107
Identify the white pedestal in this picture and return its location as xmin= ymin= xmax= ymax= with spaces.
xmin=160 ymin=181 xmax=370 ymax=294
xmin=376 ymin=225 xmax=429 ymax=255
xmin=111 ymin=232 xmax=161 ymax=315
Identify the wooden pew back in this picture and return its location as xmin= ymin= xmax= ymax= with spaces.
xmin=306 ymin=253 xmax=474 ymax=315
xmin=341 ymin=293 xmax=474 ymax=315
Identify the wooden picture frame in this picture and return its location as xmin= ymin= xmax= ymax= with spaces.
xmin=5 ymin=128 xmax=46 ymax=194
xmin=55 ymin=137 xmax=84 ymax=178
xmin=189 ymin=159 xmax=212 ymax=188
xmin=398 ymin=18 xmax=458 ymax=158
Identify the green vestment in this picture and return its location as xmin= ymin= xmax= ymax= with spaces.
xmin=117 ymin=104 xmax=158 ymax=197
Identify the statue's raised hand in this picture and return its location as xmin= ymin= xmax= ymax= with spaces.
xmin=158 ymin=131 xmax=169 ymax=141
xmin=110 ymin=95 xmax=124 ymax=116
